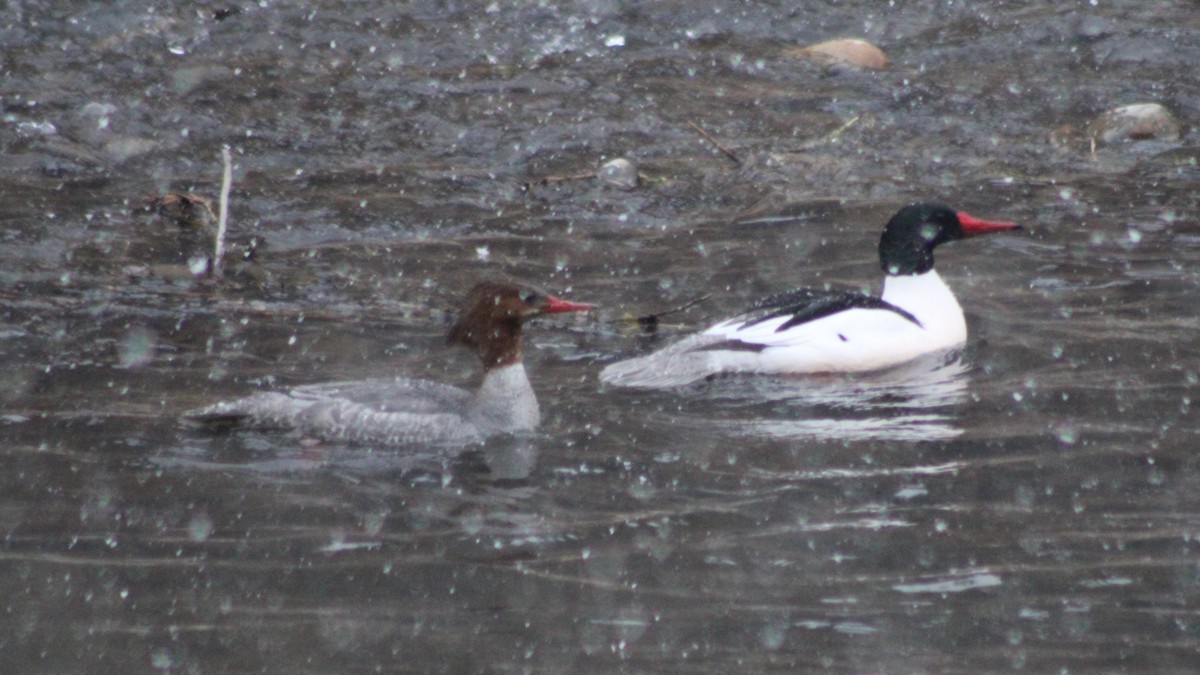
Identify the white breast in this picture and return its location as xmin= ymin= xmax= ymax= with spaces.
xmin=879 ymin=270 xmax=967 ymax=350
xmin=467 ymin=363 xmax=540 ymax=433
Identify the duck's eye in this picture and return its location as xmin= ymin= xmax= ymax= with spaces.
xmin=519 ymin=289 xmax=541 ymax=304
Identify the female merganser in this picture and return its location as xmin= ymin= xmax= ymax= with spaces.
xmin=188 ymin=281 xmax=593 ymax=444
xmin=600 ymin=202 xmax=1020 ymax=388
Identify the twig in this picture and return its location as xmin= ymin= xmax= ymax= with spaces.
xmin=213 ymin=145 xmax=233 ymax=277
xmin=520 ymin=171 xmax=596 ymax=192
xmin=826 ymin=114 xmax=861 ymax=141
xmin=633 ymin=293 xmax=712 ymax=331
xmin=687 ymin=120 xmax=740 ymax=165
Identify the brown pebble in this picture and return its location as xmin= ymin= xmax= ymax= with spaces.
xmin=145 ymin=192 xmax=217 ymax=230
xmin=786 ymin=38 xmax=888 ymax=70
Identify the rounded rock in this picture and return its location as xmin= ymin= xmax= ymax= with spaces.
xmin=597 ymin=158 xmax=638 ymax=190
xmin=1088 ymin=103 xmax=1181 ymax=145
xmin=786 ymin=38 xmax=888 ymax=70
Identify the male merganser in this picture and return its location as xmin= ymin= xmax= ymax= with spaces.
xmin=600 ymin=202 xmax=1020 ymax=388
xmin=188 ymin=281 xmax=593 ymax=444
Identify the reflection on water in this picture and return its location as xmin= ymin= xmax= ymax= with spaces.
xmin=696 ymin=354 xmax=971 ymax=442
xmin=737 ymin=413 xmax=962 ymax=442
xmin=892 ymin=573 xmax=1003 ymax=594
xmin=160 ymin=430 xmax=542 ymax=484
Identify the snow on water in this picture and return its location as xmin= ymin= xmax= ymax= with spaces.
xmin=2 ymin=0 xmax=1199 ymax=673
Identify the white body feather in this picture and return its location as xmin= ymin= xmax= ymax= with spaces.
xmin=600 ymin=271 xmax=967 ymax=388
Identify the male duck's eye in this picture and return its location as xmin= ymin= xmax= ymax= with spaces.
xmin=519 ymin=289 xmax=541 ymax=304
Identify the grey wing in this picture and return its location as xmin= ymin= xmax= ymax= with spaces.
xmin=287 ymin=377 xmax=472 ymax=415
xmin=185 ymin=377 xmax=472 ymax=428
xmin=184 ymin=377 xmax=484 ymax=445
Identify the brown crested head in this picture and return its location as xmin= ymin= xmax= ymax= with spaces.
xmin=446 ymin=281 xmax=593 ymax=368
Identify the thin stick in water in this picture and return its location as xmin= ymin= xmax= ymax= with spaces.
xmin=520 ymin=171 xmax=597 ymax=192
xmin=635 ymin=293 xmax=712 ymax=331
xmin=826 ymin=114 xmax=861 ymax=141
xmin=213 ymin=145 xmax=233 ymax=277
xmin=687 ymin=120 xmax=740 ymax=165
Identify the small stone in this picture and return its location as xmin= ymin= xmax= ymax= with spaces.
xmin=79 ymin=101 xmax=118 ymax=120
xmin=146 ymin=192 xmax=217 ymax=230
xmin=597 ymin=157 xmax=638 ymax=190
xmin=171 ymin=65 xmax=236 ymax=95
xmin=1087 ymin=103 xmax=1181 ymax=145
xmin=117 ymin=326 xmax=158 ymax=368
xmin=785 ymin=38 xmax=888 ymax=70
xmin=103 ymin=136 xmax=159 ymax=163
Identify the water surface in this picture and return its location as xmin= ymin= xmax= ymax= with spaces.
xmin=2 ymin=1 xmax=1199 ymax=671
